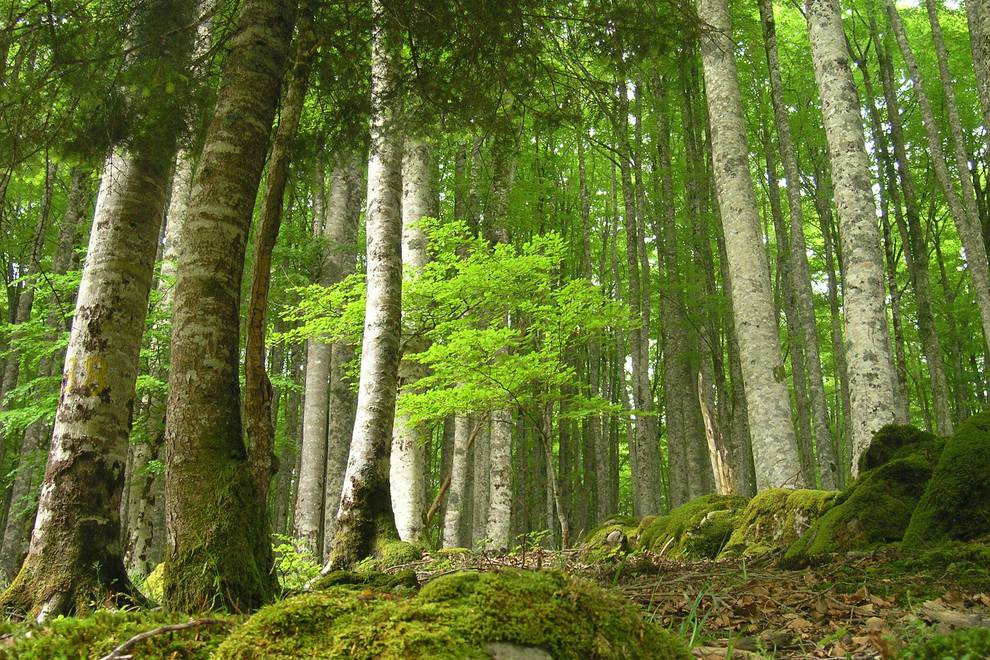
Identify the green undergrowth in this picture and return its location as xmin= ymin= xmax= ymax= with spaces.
xmin=214 ymin=569 xmax=691 ymax=659
xmin=352 ymin=538 xmax=423 ymax=573
xmin=0 ymin=609 xmax=238 ymax=659
xmin=898 ymin=626 xmax=990 ymax=659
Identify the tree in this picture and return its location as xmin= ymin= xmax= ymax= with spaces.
xmin=163 ymin=0 xmax=298 ymax=611
xmin=696 ymin=0 xmax=804 ymax=489
xmin=0 ymin=0 xmax=197 ymax=618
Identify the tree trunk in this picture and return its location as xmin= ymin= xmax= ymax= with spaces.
xmin=967 ymin=0 xmax=990 ymax=150
xmin=0 ymin=2 xmax=196 ymax=617
xmin=163 ymin=0 xmax=297 ymax=612
xmin=442 ymin=415 xmax=472 ymax=548
xmin=863 ymin=32 xmax=954 ymax=435
xmin=325 ymin=1 xmax=403 ymax=570
xmin=886 ymin=0 xmax=990 ymax=357
xmin=244 ymin=9 xmax=316 ymax=511
xmin=390 ymin=137 xmax=433 ymax=543
xmin=806 ymin=0 xmax=898 ymax=470
xmin=697 ymin=0 xmax=803 ymax=490
xmin=486 ymin=409 xmax=513 ymax=549
xmin=0 ymin=163 xmax=60 ymax=583
xmin=758 ymin=0 xmax=838 ymax=487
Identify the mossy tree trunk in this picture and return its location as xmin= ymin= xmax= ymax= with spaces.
xmin=326 ymin=0 xmax=403 ymax=570
xmin=0 ymin=1 xmax=196 ymax=619
xmin=321 ymin=157 xmax=363 ymax=559
xmin=163 ymin=0 xmax=297 ymax=612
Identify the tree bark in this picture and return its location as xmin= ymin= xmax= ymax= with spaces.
xmin=697 ymin=0 xmax=803 ymax=490
xmin=758 ymin=0 xmax=838 ymax=487
xmin=320 ymin=157 xmax=363 ymax=559
xmin=967 ymin=0 xmax=990 ymax=151
xmin=806 ymin=0 xmax=898 ymax=470
xmin=163 ymin=0 xmax=297 ymax=612
xmin=0 ymin=1 xmax=196 ymax=617
xmin=390 ymin=136 xmax=433 ymax=543
xmin=325 ymin=0 xmax=403 ymax=570
xmin=244 ymin=9 xmax=317 ymax=511
xmin=886 ymin=0 xmax=990 ymax=357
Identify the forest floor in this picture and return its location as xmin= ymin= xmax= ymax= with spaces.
xmin=399 ymin=544 xmax=990 ymax=659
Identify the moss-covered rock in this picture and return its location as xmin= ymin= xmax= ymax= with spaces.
xmin=0 ymin=609 xmax=235 ymax=659
xmin=580 ymin=516 xmax=640 ymax=556
xmin=903 ymin=413 xmax=990 ymax=547
xmin=898 ymin=626 xmax=990 ymax=659
xmin=214 ymin=569 xmax=691 ymax=659
xmin=639 ymin=494 xmax=749 ymax=559
xmin=718 ymin=488 xmax=838 ymax=558
xmin=141 ymin=562 xmax=165 ymax=604
xmin=857 ymin=424 xmax=942 ymax=474
xmin=786 ymin=454 xmax=934 ymax=562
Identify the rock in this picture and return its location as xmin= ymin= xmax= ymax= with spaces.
xmin=856 ymin=423 xmax=942 ymax=474
xmin=215 ymin=569 xmax=692 ymax=659
xmin=718 ymin=488 xmax=838 ymax=558
xmin=903 ymin=412 xmax=990 ymax=547
xmin=580 ymin=515 xmax=640 ymax=557
xmin=605 ymin=530 xmax=625 ymax=547
xmin=638 ymin=494 xmax=749 ymax=559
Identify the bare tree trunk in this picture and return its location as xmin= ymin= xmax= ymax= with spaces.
xmin=967 ymin=0 xmax=990 ymax=150
xmin=758 ymin=0 xmax=837 ymax=487
xmin=886 ymin=0 xmax=990 ymax=356
xmin=862 ymin=32 xmax=954 ymax=435
xmin=390 ymin=137 xmax=433 ymax=543
xmin=472 ymin=422 xmax=491 ymax=547
xmin=486 ymin=409 xmax=513 ymax=549
xmin=0 ymin=163 xmax=60 ymax=583
xmin=806 ymin=0 xmax=897 ymax=470
xmin=244 ymin=10 xmax=316 ymax=511
xmin=442 ymin=415 xmax=471 ymax=548
xmin=697 ymin=0 xmax=803 ymax=490
xmin=325 ymin=1 xmax=403 ymax=570
xmin=164 ymin=0 xmax=297 ymax=612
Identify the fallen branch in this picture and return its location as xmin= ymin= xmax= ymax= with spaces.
xmin=99 ymin=618 xmax=231 ymax=660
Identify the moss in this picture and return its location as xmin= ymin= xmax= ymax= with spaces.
xmin=0 ymin=608 xmax=236 ymax=659
xmin=581 ymin=516 xmax=640 ymax=556
xmin=718 ymin=488 xmax=838 ymax=558
xmin=858 ymin=424 xmax=942 ymax=474
xmin=141 ymin=563 xmax=165 ymax=604
xmin=639 ymin=494 xmax=749 ymax=559
xmin=309 ymin=569 xmax=418 ymax=593
xmin=903 ymin=413 xmax=990 ymax=547
xmin=898 ymin=627 xmax=990 ymax=659
xmin=786 ymin=455 xmax=933 ymax=562
xmin=352 ymin=538 xmax=423 ymax=574
xmin=163 ymin=462 xmax=274 ymax=612
xmin=215 ymin=570 xmax=691 ymax=659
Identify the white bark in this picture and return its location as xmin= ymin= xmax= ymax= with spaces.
xmin=390 ymin=137 xmax=433 ymax=542
xmin=294 ymin=167 xmax=330 ymax=556
xmin=486 ymin=409 xmax=513 ymax=549
xmin=327 ymin=0 xmax=403 ymax=568
xmin=807 ymin=0 xmax=897 ymax=469
xmin=697 ymin=0 xmax=804 ymax=490
xmin=442 ymin=415 xmax=471 ymax=548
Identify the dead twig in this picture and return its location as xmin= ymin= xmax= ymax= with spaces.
xmin=98 ymin=618 xmax=231 ymax=660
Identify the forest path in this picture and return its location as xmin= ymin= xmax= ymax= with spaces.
xmin=402 ymin=546 xmax=990 ymax=659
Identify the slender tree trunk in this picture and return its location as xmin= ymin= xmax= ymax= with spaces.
xmin=442 ymin=415 xmax=471 ymax=548
xmin=486 ymin=409 xmax=513 ymax=549
xmin=390 ymin=137 xmax=433 ymax=543
xmin=806 ymin=0 xmax=898 ymax=470
xmin=0 ymin=163 xmax=60 ymax=583
xmin=886 ymin=0 xmax=990 ymax=356
xmin=163 ymin=0 xmax=297 ymax=612
xmin=472 ymin=422 xmax=491 ymax=547
xmin=244 ymin=10 xmax=316 ymax=511
xmin=697 ymin=0 xmax=803 ymax=490
xmin=318 ymin=156 xmax=363 ymax=558
xmin=758 ymin=0 xmax=837 ymax=487
xmin=325 ymin=1 xmax=403 ymax=570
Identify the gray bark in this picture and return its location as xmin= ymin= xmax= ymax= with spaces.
xmin=697 ymin=0 xmax=804 ymax=489
xmin=807 ymin=0 xmax=898 ymax=469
